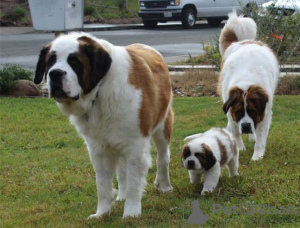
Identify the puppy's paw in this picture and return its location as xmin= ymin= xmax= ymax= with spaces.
xmin=116 ymin=196 xmax=125 ymax=201
xmin=248 ymin=134 xmax=256 ymax=142
xmin=239 ymin=145 xmax=246 ymax=151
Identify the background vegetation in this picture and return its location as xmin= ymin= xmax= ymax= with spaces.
xmin=0 ymin=64 xmax=33 ymax=94
xmin=1 ymin=97 xmax=299 ymax=227
xmin=185 ymin=0 xmax=300 ymax=67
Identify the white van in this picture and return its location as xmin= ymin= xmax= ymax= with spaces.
xmin=138 ymin=0 xmax=267 ymax=28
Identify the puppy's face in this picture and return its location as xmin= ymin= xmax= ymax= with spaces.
xmin=223 ymin=85 xmax=269 ymax=134
xmin=34 ymin=34 xmax=112 ymax=103
xmin=181 ymin=143 xmax=216 ymax=171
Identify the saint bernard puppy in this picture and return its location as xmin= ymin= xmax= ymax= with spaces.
xmin=34 ymin=32 xmax=174 ymax=218
xmin=182 ymin=128 xmax=239 ymax=195
xmin=218 ymin=11 xmax=279 ymax=161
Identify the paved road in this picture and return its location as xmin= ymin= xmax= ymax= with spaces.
xmin=0 ymin=23 xmax=222 ymax=69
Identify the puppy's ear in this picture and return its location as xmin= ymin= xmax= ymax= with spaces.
xmin=223 ymin=87 xmax=243 ymax=114
xmin=34 ymin=46 xmax=50 ymax=84
xmin=184 ymin=133 xmax=203 ymax=141
xmin=202 ymin=143 xmax=216 ymax=170
xmin=181 ymin=145 xmax=191 ymax=167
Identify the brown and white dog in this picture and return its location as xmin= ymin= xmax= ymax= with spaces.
xmin=34 ymin=32 xmax=174 ymax=218
xmin=182 ymin=128 xmax=239 ymax=195
xmin=218 ymin=11 xmax=279 ymax=161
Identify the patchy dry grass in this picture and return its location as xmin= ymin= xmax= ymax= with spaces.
xmin=171 ymin=70 xmax=300 ymax=97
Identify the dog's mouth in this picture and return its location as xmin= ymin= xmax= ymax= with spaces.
xmin=51 ymin=89 xmax=79 ymax=103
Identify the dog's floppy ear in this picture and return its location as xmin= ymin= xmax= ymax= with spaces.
xmin=78 ymin=36 xmax=112 ymax=90
xmin=91 ymin=47 xmax=112 ymax=86
xmin=247 ymin=85 xmax=269 ymax=116
xmin=223 ymin=87 xmax=243 ymax=114
xmin=202 ymin=143 xmax=216 ymax=170
xmin=181 ymin=145 xmax=191 ymax=167
xmin=34 ymin=46 xmax=50 ymax=84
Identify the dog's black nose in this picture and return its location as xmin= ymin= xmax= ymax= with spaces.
xmin=187 ymin=160 xmax=195 ymax=169
xmin=49 ymin=69 xmax=66 ymax=80
xmin=241 ymin=123 xmax=252 ymax=134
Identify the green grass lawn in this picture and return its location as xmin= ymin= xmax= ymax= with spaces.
xmin=1 ymin=96 xmax=299 ymax=227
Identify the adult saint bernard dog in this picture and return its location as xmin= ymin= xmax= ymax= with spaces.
xmin=34 ymin=32 xmax=174 ymax=218
xmin=218 ymin=11 xmax=279 ymax=161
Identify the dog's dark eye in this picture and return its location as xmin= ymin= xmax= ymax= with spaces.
xmin=194 ymin=153 xmax=202 ymax=159
xmin=247 ymin=109 xmax=256 ymax=117
xmin=68 ymin=54 xmax=80 ymax=65
xmin=235 ymin=110 xmax=245 ymax=120
xmin=48 ymin=53 xmax=56 ymax=68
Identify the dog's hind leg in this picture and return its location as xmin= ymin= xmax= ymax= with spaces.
xmin=152 ymin=109 xmax=173 ymax=192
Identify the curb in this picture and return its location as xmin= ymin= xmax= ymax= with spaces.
xmin=168 ymin=65 xmax=300 ymax=73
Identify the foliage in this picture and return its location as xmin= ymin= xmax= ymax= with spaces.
xmin=84 ymin=0 xmax=139 ymax=20
xmin=242 ymin=0 xmax=300 ymax=65
xmin=190 ymin=1 xmax=300 ymax=67
xmin=1 ymin=96 xmax=299 ymax=227
xmin=13 ymin=7 xmax=26 ymax=19
xmin=0 ymin=64 xmax=33 ymax=94
xmin=84 ymin=5 xmax=96 ymax=16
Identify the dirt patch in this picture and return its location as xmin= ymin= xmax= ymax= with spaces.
xmin=171 ymin=70 xmax=300 ymax=97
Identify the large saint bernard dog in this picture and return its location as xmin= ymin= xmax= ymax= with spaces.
xmin=218 ymin=11 xmax=279 ymax=161
xmin=34 ymin=32 xmax=174 ymax=218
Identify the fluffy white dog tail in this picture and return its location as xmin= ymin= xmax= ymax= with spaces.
xmin=219 ymin=10 xmax=257 ymax=56
xmin=184 ymin=133 xmax=202 ymax=141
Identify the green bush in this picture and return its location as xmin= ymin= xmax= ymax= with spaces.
xmin=0 ymin=64 xmax=33 ymax=94
xmin=84 ymin=5 xmax=96 ymax=16
xmin=242 ymin=0 xmax=300 ymax=64
xmin=13 ymin=7 xmax=26 ymax=19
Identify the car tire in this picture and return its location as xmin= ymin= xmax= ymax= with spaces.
xmin=143 ymin=20 xmax=158 ymax=29
xmin=181 ymin=8 xmax=196 ymax=29
xmin=207 ymin=18 xmax=222 ymax=27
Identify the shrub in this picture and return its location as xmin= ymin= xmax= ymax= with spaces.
xmin=0 ymin=64 xmax=33 ymax=94
xmin=197 ymin=1 xmax=300 ymax=67
xmin=84 ymin=5 xmax=96 ymax=16
xmin=242 ymin=0 xmax=300 ymax=64
xmin=13 ymin=7 xmax=26 ymax=19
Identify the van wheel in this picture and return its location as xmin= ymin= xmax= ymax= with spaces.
xmin=181 ymin=8 xmax=196 ymax=29
xmin=143 ymin=20 xmax=158 ymax=29
xmin=207 ymin=18 xmax=222 ymax=27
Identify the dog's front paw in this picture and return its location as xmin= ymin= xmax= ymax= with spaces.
xmin=123 ymin=201 xmax=141 ymax=218
xmin=201 ymin=187 xmax=214 ymax=195
xmin=88 ymin=213 xmax=102 ymax=220
xmin=251 ymin=150 xmax=264 ymax=161
xmin=251 ymin=155 xmax=264 ymax=161
xmin=154 ymin=180 xmax=173 ymax=192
